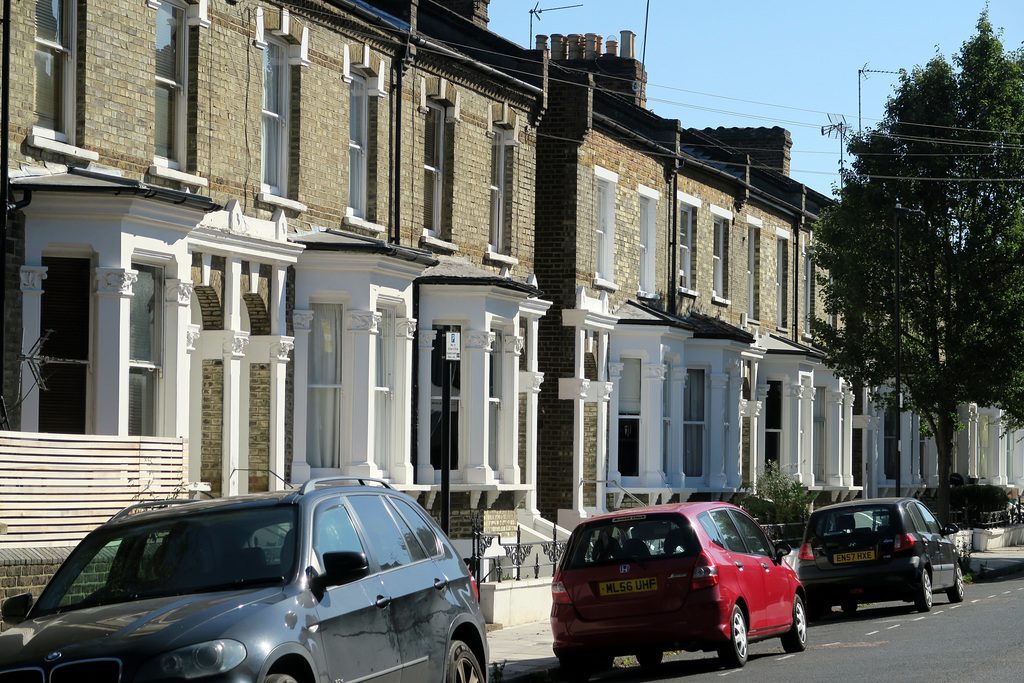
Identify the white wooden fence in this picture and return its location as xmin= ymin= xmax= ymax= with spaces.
xmin=0 ymin=432 xmax=188 ymax=548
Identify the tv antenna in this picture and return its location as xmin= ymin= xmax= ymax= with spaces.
xmin=821 ymin=113 xmax=851 ymax=185
xmin=858 ymin=64 xmax=900 ymax=132
xmin=529 ymin=3 xmax=583 ymax=47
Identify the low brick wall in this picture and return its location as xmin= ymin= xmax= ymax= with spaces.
xmin=0 ymin=547 xmax=71 ymax=633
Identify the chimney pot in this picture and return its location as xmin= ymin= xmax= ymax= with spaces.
xmin=605 ymin=38 xmax=618 ymax=57
xmin=584 ymin=33 xmax=601 ymax=59
xmin=620 ymin=30 xmax=636 ymax=59
xmin=568 ymin=33 xmax=583 ymax=59
xmin=551 ymin=33 xmax=568 ymax=60
xmin=535 ymin=34 xmax=549 ymax=53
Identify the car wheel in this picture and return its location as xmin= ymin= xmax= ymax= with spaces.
xmin=841 ymin=600 xmax=858 ymax=614
xmin=781 ymin=595 xmax=808 ymax=653
xmin=636 ymin=649 xmax=663 ymax=670
xmin=947 ymin=564 xmax=965 ymax=603
xmin=717 ymin=605 xmax=748 ymax=668
xmin=447 ymin=640 xmax=483 ymax=683
xmin=264 ymin=675 xmax=299 ymax=683
xmin=557 ymin=653 xmax=595 ymax=683
xmin=914 ymin=569 xmax=933 ymax=612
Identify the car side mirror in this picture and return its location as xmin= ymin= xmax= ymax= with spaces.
xmin=310 ymin=551 xmax=369 ymax=595
xmin=941 ymin=523 xmax=959 ymax=536
xmin=1 ymin=593 xmax=33 ymax=626
xmin=774 ymin=543 xmax=792 ymax=563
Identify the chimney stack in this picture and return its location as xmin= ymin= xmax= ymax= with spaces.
xmin=619 ymin=30 xmax=636 ymax=59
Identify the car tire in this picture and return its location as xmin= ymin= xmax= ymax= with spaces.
xmin=717 ymin=605 xmax=748 ymax=668
xmin=914 ymin=569 xmax=933 ymax=612
xmin=636 ymin=649 xmax=663 ymax=670
xmin=780 ymin=595 xmax=808 ymax=653
xmin=264 ymin=675 xmax=299 ymax=683
xmin=447 ymin=640 xmax=483 ymax=683
xmin=557 ymin=653 xmax=594 ymax=683
xmin=947 ymin=564 xmax=965 ymax=603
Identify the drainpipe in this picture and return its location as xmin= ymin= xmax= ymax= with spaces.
xmin=0 ymin=0 xmax=11 ymax=426
xmin=668 ymin=165 xmax=678 ymax=313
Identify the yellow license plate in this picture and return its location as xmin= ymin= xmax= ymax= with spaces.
xmin=833 ymin=550 xmax=876 ymax=564
xmin=599 ymin=577 xmax=658 ymax=596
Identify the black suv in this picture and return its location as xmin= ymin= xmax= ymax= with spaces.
xmin=0 ymin=478 xmax=488 ymax=683
xmin=797 ymin=497 xmax=964 ymax=619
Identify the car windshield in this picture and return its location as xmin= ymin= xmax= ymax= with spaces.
xmin=812 ymin=505 xmax=894 ymax=537
xmin=33 ymin=505 xmax=298 ymax=616
xmin=565 ymin=514 xmax=698 ymax=569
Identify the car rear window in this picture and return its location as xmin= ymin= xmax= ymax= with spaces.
xmin=811 ymin=505 xmax=895 ymax=538
xmin=564 ymin=515 xmax=698 ymax=569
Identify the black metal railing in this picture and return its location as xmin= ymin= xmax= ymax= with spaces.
xmin=948 ymin=501 xmax=1024 ymax=529
xmin=758 ymin=521 xmax=806 ymax=547
xmin=469 ymin=512 xmax=566 ymax=585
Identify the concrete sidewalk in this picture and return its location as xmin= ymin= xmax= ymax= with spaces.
xmin=483 ymin=545 xmax=1024 ymax=682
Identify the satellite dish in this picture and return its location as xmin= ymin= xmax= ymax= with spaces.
xmin=631 ymin=81 xmax=640 ymax=92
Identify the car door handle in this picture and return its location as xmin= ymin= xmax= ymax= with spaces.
xmin=375 ymin=595 xmax=391 ymax=609
xmin=734 ymin=561 xmax=744 ymax=569
xmin=761 ymin=562 xmax=770 ymax=571
xmin=433 ymin=578 xmax=449 ymax=591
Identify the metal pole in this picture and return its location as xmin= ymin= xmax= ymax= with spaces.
xmin=894 ymin=207 xmax=901 ymax=496
xmin=441 ymin=357 xmax=451 ymax=534
xmin=1 ymin=0 xmax=11 ymax=422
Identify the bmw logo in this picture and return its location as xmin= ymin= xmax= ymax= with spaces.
xmin=45 ymin=652 xmax=62 ymax=662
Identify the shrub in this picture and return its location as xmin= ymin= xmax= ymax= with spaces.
xmin=949 ymin=484 xmax=1010 ymax=513
xmin=739 ymin=463 xmax=816 ymax=526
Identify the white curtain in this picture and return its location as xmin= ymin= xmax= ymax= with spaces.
xmin=307 ymin=304 xmax=343 ymax=468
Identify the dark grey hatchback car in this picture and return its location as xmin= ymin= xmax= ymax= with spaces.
xmin=797 ymin=497 xmax=964 ymax=619
xmin=0 ymin=478 xmax=488 ymax=683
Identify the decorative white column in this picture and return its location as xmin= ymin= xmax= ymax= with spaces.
xmin=643 ymin=363 xmax=667 ymax=487
xmin=842 ymin=387 xmax=855 ymax=487
xmin=594 ymin=329 xmax=610 ymax=510
xmin=463 ymin=330 xmax=496 ymax=485
xmin=347 ymin=310 xmax=381 ymax=477
xmin=94 ymin=267 xmax=137 ymax=435
xmin=221 ymin=332 xmax=249 ymax=496
xmin=709 ymin=372 xmax=729 ymax=488
xmin=391 ymin=318 xmax=417 ymax=485
xmin=290 ymin=309 xmax=314 ymax=483
xmin=19 ymin=266 xmax=47 ymax=431
xmin=755 ymin=381 xmax=770 ymax=478
xmin=725 ymin=360 xmax=743 ymax=489
xmin=827 ymin=387 xmax=845 ymax=487
xmin=416 ymin=329 xmax=438 ymax=484
xmin=966 ymin=404 xmax=980 ymax=481
xmin=519 ymin=311 xmax=544 ymax=515
xmin=165 ymin=279 xmax=193 ymax=438
xmin=500 ymin=334 xmax=524 ymax=484
xmin=268 ymin=338 xmax=293 ymax=491
xmin=607 ymin=362 xmax=624 ymax=482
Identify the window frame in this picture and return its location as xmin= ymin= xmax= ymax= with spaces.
xmin=683 ymin=368 xmax=707 ymax=480
xmin=128 ymin=263 xmax=164 ymax=437
xmin=422 ymin=102 xmax=445 ymax=237
xmin=712 ymin=215 xmax=729 ymax=300
xmin=348 ymin=72 xmax=369 ymax=218
xmin=307 ymin=303 xmax=345 ymax=469
xmin=154 ymin=0 xmax=188 ymax=169
xmin=746 ymin=217 xmax=762 ymax=321
xmin=33 ymin=0 xmax=76 ymax=141
xmin=261 ymin=38 xmax=290 ymax=196
xmin=638 ymin=186 xmax=659 ymax=298
xmin=488 ymin=128 xmax=514 ymax=254
xmin=677 ymin=194 xmax=699 ymax=294
xmin=374 ymin=306 xmax=396 ymax=475
xmin=776 ymin=232 xmax=790 ymax=329
xmin=594 ymin=166 xmax=618 ymax=286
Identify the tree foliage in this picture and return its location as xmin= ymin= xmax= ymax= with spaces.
xmin=741 ymin=463 xmax=816 ymax=527
xmin=812 ymin=14 xmax=1024 ymax=522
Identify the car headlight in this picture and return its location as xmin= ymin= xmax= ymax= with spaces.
xmin=137 ymin=639 xmax=246 ymax=680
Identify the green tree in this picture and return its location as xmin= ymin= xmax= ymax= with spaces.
xmin=813 ymin=13 xmax=1024 ymax=524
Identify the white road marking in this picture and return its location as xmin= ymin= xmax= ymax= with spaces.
xmin=886 ymin=624 xmax=900 ymax=630
xmin=866 ymin=630 xmax=879 ymax=636
xmin=913 ymin=617 xmax=927 ymax=621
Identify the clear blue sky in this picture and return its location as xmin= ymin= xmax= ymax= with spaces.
xmin=484 ymin=0 xmax=1024 ymax=197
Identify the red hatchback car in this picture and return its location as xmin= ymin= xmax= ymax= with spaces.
xmin=550 ymin=502 xmax=806 ymax=681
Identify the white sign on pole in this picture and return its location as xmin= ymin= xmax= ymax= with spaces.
xmin=445 ymin=331 xmax=461 ymax=361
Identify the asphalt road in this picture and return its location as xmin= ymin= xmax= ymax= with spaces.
xmin=584 ymin=574 xmax=1024 ymax=683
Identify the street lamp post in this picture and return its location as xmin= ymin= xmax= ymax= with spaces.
xmin=893 ymin=203 xmax=926 ymax=496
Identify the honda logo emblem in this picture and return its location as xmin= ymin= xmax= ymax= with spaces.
xmin=619 ymin=564 xmax=630 ymax=573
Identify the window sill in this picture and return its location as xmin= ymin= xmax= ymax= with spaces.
xmin=677 ymin=287 xmax=699 ymax=299
xmin=148 ymin=164 xmax=209 ymax=188
xmin=592 ymin=276 xmax=619 ymax=293
xmin=637 ymin=290 xmax=660 ymax=301
xmin=802 ymin=333 xmax=815 ymax=343
xmin=711 ymin=295 xmax=731 ymax=306
xmin=484 ymin=250 xmax=519 ymax=267
xmin=258 ymin=192 xmax=308 ymax=213
xmin=27 ymin=135 xmax=99 ymax=162
xmin=420 ymin=234 xmax=460 ymax=253
xmin=342 ymin=215 xmax=386 ymax=234
xmin=746 ymin=318 xmax=761 ymax=327
xmin=776 ymin=325 xmax=790 ymax=334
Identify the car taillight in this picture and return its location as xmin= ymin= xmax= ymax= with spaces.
xmin=691 ymin=551 xmax=719 ymax=590
xmin=798 ymin=543 xmax=815 ymax=561
xmin=469 ymin=572 xmax=480 ymax=602
xmin=894 ymin=533 xmax=915 ymax=552
xmin=551 ymin=581 xmax=572 ymax=605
